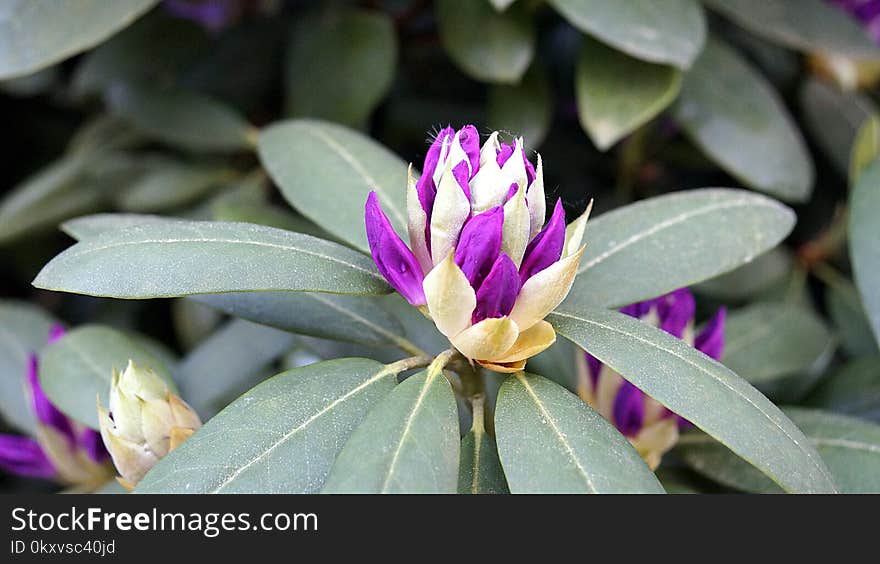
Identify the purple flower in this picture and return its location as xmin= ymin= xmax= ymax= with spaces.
xmin=829 ymin=0 xmax=880 ymax=41
xmin=0 ymin=325 xmax=111 ymax=487
xmin=578 ymin=289 xmax=726 ymax=468
xmin=365 ymin=126 xmax=593 ymax=372
xmin=164 ymin=0 xmax=269 ymax=32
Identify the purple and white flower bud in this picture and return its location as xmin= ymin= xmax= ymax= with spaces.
xmin=0 ymin=325 xmax=113 ymax=489
xmin=365 ymin=125 xmax=591 ymax=372
xmin=576 ymin=289 xmax=726 ymax=469
xmin=98 ymin=361 xmax=201 ymax=490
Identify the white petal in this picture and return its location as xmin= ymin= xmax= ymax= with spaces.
xmin=431 ymin=135 xmax=452 ymax=187
xmin=527 ymin=154 xmax=546 ymax=241
xmin=501 ymin=183 xmax=530 ymax=267
xmin=451 ymin=317 xmax=519 ymax=360
xmin=499 ymin=137 xmax=527 ymax=192
xmin=469 ymin=158 xmax=506 ymax=214
xmin=489 ymin=320 xmax=556 ymax=363
xmin=509 ymin=246 xmax=585 ymax=331
xmin=429 ymin=161 xmax=471 ymax=265
xmin=446 ymin=130 xmax=473 ymax=175
xmin=479 ymin=131 xmax=500 ymax=167
xmin=423 ymin=252 xmax=476 ymax=338
xmin=406 ymin=165 xmax=432 ymax=274
xmin=562 ymin=199 xmax=593 ymax=258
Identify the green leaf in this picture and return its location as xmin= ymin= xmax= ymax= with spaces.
xmin=487 ymin=64 xmax=553 ymax=150
xmin=33 ymin=218 xmax=390 ymax=299
xmin=548 ymin=0 xmax=706 ymax=69
xmin=258 ymin=119 xmax=409 ymax=254
xmin=679 ymin=408 xmax=880 ymax=493
xmin=564 ymin=189 xmax=795 ymax=310
xmin=548 ymin=307 xmax=838 ymax=493
xmin=825 ymin=277 xmax=879 ymax=357
xmin=0 ymin=0 xmax=159 ymax=79
xmin=850 ymin=159 xmax=880 ymax=347
xmin=61 ymin=213 xmax=179 ymax=240
xmin=674 ymin=38 xmax=814 ymax=201
xmin=192 ymin=292 xmax=409 ymax=348
xmin=136 ymin=359 xmax=405 ymax=493
xmin=0 ymin=154 xmax=103 ymax=244
xmin=116 ymin=164 xmax=235 ymax=213
xmin=458 ymin=427 xmax=509 ymax=494
xmin=39 ymin=324 xmax=175 ymax=430
xmin=851 ymin=114 xmax=880 ymax=184
xmin=806 ymin=356 xmax=880 ymax=421
xmin=495 ymin=372 xmax=664 ymax=493
xmin=175 ymin=319 xmax=296 ymax=418
xmin=436 ymin=0 xmax=534 ymax=84
xmin=526 ymin=337 xmax=580 ymax=392
xmin=106 ymin=82 xmax=253 ymax=152
xmin=0 ymin=301 xmax=58 ymax=434
xmin=696 ymin=247 xmax=793 ymax=301
xmin=574 ymin=36 xmax=681 ymax=150
xmin=721 ymin=302 xmax=834 ymax=388
xmin=285 ymin=10 xmax=396 ymax=128
xmin=322 ymin=364 xmax=459 ymax=493
xmin=799 ymin=78 xmax=875 ymax=179
xmin=704 ymin=0 xmax=880 ymax=58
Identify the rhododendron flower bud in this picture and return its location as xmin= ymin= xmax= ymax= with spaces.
xmin=98 ymin=361 xmax=201 ymax=489
xmin=365 ymin=125 xmax=591 ymax=372
xmin=577 ymin=289 xmax=726 ymax=469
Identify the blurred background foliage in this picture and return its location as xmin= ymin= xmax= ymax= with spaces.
xmin=1 ymin=0 xmax=879 ymax=493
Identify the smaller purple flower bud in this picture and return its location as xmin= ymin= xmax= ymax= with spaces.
xmin=0 ymin=435 xmax=56 ymax=479
xmin=695 ymin=307 xmax=727 ymax=361
xmin=473 ymin=253 xmax=520 ymax=324
xmin=613 ymin=381 xmax=645 ymax=437
xmin=27 ymin=355 xmax=76 ymax=447
xmin=519 ymin=199 xmax=566 ymax=283
xmin=454 ymin=206 xmax=504 ymax=289
xmin=365 ymin=192 xmax=427 ymax=306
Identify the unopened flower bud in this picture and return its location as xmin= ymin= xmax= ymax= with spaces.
xmin=98 ymin=360 xmax=201 ymax=489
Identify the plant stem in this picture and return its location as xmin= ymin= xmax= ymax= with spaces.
xmin=384 ymin=354 xmax=433 ymax=375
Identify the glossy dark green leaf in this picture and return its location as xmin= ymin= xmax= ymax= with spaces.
xmin=106 ymin=82 xmax=254 ymax=152
xmin=322 ymin=365 xmax=459 ymax=493
xmin=487 ymin=64 xmax=552 ymax=150
xmin=679 ymin=408 xmax=880 ymax=493
xmin=850 ymin=159 xmax=880 ymax=347
xmin=39 ymin=324 xmax=175 ymax=429
xmin=136 ymin=359 xmax=406 ymax=493
xmin=436 ymin=0 xmax=534 ymax=84
xmin=0 ymin=0 xmax=159 ymax=79
xmin=675 ymin=38 xmax=814 ymax=201
xmin=258 ymin=119 xmax=409 ymax=253
xmin=176 ymin=319 xmax=296 ymax=418
xmin=575 ymin=36 xmax=681 ymax=150
xmin=548 ymin=307 xmax=838 ymax=493
xmin=564 ymin=189 xmax=795 ymax=309
xmin=696 ymin=247 xmax=794 ymax=301
xmin=285 ymin=10 xmax=396 ymax=128
xmin=806 ymin=356 xmax=880 ymax=421
xmin=495 ymin=372 xmax=664 ymax=493
xmin=33 ymin=219 xmax=390 ymax=298
xmin=0 ymin=301 xmax=59 ymax=434
xmin=548 ymin=0 xmax=706 ymax=68
xmin=704 ymin=0 xmax=880 ymax=58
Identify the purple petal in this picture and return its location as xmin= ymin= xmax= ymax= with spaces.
xmin=164 ymin=0 xmax=239 ymax=32
xmin=27 ymin=355 xmax=75 ymax=446
xmin=452 ymin=160 xmax=472 ymax=201
xmin=519 ymin=199 xmax=565 ymax=283
xmin=613 ymin=381 xmax=645 ymax=437
xmin=656 ymin=288 xmax=695 ymax=339
xmin=620 ymin=299 xmax=654 ymax=319
xmin=416 ymin=126 xmax=455 ymax=216
xmin=48 ymin=324 xmax=66 ymax=344
xmin=504 ymin=182 xmax=519 ymax=202
xmin=454 ymin=207 xmax=504 ymax=289
xmin=695 ymin=307 xmax=726 ymax=361
xmin=585 ymin=352 xmax=602 ymax=389
xmin=473 ymin=253 xmax=521 ymax=323
xmin=0 ymin=434 xmax=56 ymax=479
xmin=365 ymin=192 xmax=426 ymax=306
xmin=496 ymin=143 xmax=514 ymax=167
xmin=456 ymin=125 xmax=481 ymax=177
xmin=79 ymin=429 xmax=109 ymax=463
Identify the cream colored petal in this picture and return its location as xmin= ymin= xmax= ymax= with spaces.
xmin=526 ymin=154 xmax=546 ymax=241
xmin=574 ymin=349 xmax=595 ymax=407
xmin=499 ymin=137 xmax=527 ymax=192
xmin=446 ymin=130 xmax=473 ymax=175
xmin=501 ymin=183 xmax=530 ymax=267
xmin=423 ymin=252 xmax=476 ymax=338
xmin=406 ymin=165 xmax=432 ymax=274
xmin=469 ymin=159 xmax=506 ymax=214
xmin=595 ymin=365 xmax=624 ymax=421
xmin=509 ymin=246 xmax=585 ymax=331
xmin=642 ymin=395 xmax=668 ymax=426
xmin=477 ymin=359 xmax=527 ymax=373
xmin=451 ymin=317 xmax=520 ymax=361
xmin=489 ymin=320 xmax=556 ymax=363
xmin=169 ymin=394 xmax=202 ymax=431
xmin=562 ymin=199 xmax=593 ymax=258
xmin=431 ymin=135 xmax=452 ymax=187
xmin=140 ymin=397 xmax=173 ymax=457
xmin=429 ymin=161 xmax=471 ymax=264
xmin=632 ymin=419 xmax=679 ymax=470
xmin=479 ymin=131 xmax=500 ymax=167
xmin=169 ymin=427 xmax=195 ymax=452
